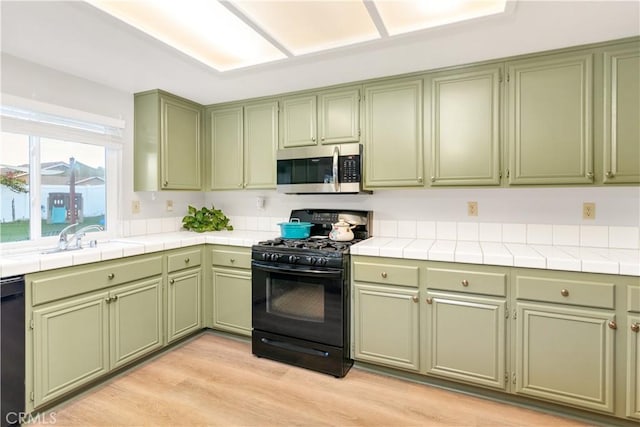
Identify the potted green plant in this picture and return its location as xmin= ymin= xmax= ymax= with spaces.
xmin=182 ymin=205 xmax=233 ymax=232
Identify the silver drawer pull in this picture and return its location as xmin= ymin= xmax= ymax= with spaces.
xmin=185 ymin=257 xmax=190 ymax=263
xmin=608 ymin=320 xmax=617 ymax=330
xmin=461 ymin=279 xmax=469 ymax=287
xmin=170 ymin=279 xmax=175 ymax=284
xmin=560 ymin=289 xmax=569 ymax=297
xmin=426 ymin=297 xmax=433 ymax=304
xmin=631 ymin=323 xmax=640 ymax=333
xmin=411 ymin=295 xmax=419 ymax=303
xmin=381 ymin=272 xmax=387 ymax=278
xmin=107 ymin=273 xmax=115 ymax=280
xmin=230 ymin=258 xmax=235 ymax=263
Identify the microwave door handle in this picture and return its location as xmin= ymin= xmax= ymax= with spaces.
xmin=332 ymin=146 xmax=339 ymax=192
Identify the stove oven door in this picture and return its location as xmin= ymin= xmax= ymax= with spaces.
xmin=251 ymin=261 xmax=344 ymax=347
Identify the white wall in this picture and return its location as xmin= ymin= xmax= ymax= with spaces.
xmin=2 ymin=54 xmax=639 ymax=234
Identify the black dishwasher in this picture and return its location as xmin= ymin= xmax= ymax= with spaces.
xmin=1 ymin=275 xmax=25 ymax=426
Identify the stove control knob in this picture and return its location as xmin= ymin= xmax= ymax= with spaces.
xmin=316 ymin=257 xmax=327 ymax=266
xmin=270 ymin=253 xmax=279 ymax=262
xmin=262 ymin=253 xmax=270 ymax=261
xmin=288 ymin=255 xmax=299 ymax=264
xmin=305 ymin=256 xmax=315 ymax=265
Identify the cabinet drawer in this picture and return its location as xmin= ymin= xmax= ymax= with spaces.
xmin=167 ymin=248 xmax=202 ymax=272
xmin=31 ymin=255 xmax=162 ymax=306
xmin=353 ymin=262 xmax=419 ymax=288
xmin=427 ymin=267 xmax=506 ymax=297
xmin=210 ymin=248 xmax=251 ymax=269
xmin=516 ymin=275 xmax=615 ymax=309
xmin=629 ymin=286 xmax=640 ymax=312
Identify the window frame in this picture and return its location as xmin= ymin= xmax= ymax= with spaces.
xmin=1 ymin=95 xmax=124 ymax=249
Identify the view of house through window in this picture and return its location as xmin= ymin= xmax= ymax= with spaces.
xmin=0 ymin=132 xmax=106 ymax=243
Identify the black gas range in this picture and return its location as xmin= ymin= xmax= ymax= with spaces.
xmin=251 ymin=209 xmax=371 ymax=378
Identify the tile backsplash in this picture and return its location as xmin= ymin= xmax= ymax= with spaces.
xmin=119 ymin=216 xmax=639 ymax=250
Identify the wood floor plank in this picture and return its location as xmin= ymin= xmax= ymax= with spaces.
xmin=32 ymin=332 xmax=591 ymax=426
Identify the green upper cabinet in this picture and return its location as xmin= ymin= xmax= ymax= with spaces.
xmin=244 ymin=100 xmax=278 ymax=189
xmin=134 ymin=90 xmax=203 ymax=191
xmin=318 ymin=88 xmax=360 ymax=144
xmin=280 ymin=87 xmax=360 ymax=148
xmin=208 ymin=101 xmax=278 ymax=190
xmin=603 ymin=43 xmax=640 ymax=184
xmin=506 ymin=53 xmax=594 ymax=184
xmin=425 ymin=65 xmax=502 ymax=186
xmin=280 ymin=95 xmax=317 ymax=148
xmin=363 ymin=78 xmax=424 ymax=187
xmin=208 ymin=106 xmax=243 ymax=190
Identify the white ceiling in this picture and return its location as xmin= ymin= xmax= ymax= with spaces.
xmin=1 ymin=1 xmax=639 ymax=105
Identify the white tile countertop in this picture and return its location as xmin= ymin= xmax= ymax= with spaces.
xmin=0 ymin=230 xmax=278 ymax=277
xmin=350 ymin=237 xmax=640 ymax=277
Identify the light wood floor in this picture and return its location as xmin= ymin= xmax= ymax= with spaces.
xmin=33 ymin=332 xmax=591 ymax=426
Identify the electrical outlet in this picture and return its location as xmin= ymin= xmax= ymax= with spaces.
xmin=467 ymin=201 xmax=478 ymax=217
xmin=132 ymin=200 xmax=141 ymax=214
xmin=166 ymin=200 xmax=174 ymax=212
xmin=583 ymin=202 xmax=596 ymax=220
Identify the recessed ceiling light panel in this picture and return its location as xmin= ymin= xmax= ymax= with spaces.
xmin=230 ymin=0 xmax=381 ymax=55
xmin=374 ymin=0 xmax=507 ymax=36
xmin=87 ymin=0 xmax=286 ymax=71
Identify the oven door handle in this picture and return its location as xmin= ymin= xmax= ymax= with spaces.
xmin=252 ymin=261 xmax=342 ymax=278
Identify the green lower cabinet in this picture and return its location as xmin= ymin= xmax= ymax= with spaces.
xmin=32 ymin=276 xmax=164 ymax=409
xmin=109 ymin=278 xmax=163 ymax=369
xmin=211 ymin=268 xmax=252 ymax=336
xmin=32 ymin=292 xmax=110 ymax=408
xmin=353 ymin=283 xmax=420 ymax=372
xmin=167 ymin=268 xmax=202 ymax=343
xmin=628 ymin=314 xmax=640 ymax=419
xmin=515 ymin=302 xmax=615 ymax=413
xmin=424 ymin=291 xmax=506 ymax=390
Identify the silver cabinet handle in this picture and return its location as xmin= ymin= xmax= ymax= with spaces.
xmin=606 ymin=171 xmax=614 ymax=178
xmin=230 ymin=258 xmax=236 ymax=263
xmin=461 ymin=279 xmax=469 ymax=287
xmin=586 ymin=172 xmax=594 ymax=179
xmin=608 ymin=320 xmax=617 ymax=330
xmin=107 ymin=273 xmax=115 ymax=280
xmin=185 ymin=257 xmax=190 ymax=263
xmin=412 ymin=295 xmax=419 ymax=303
xmin=631 ymin=323 xmax=640 ymax=333
xmin=170 ymin=279 xmax=175 ymax=284
xmin=163 ymin=180 xmax=168 ymax=187
xmin=311 ymin=137 xmax=316 ymax=142
xmin=561 ymin=289 xmax=569 ymax=297
xmin=426 ymin=297 xmax=433 ymax=304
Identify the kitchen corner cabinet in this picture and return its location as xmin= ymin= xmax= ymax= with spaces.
xmin=363 ymin=78 xmax=424 ymax=187
xmin=207 ymin=101 xmax=278 ymax=190
xmin=425 ymin=65 xmax=502 ymax=186
xmin=134 ymin=89 xmax=203 ymax=191
xmin=514 ymin=271 xmax=616 ymax=413
xmin=352 ymin=258 xmax=421 ymax=371
xmin=279 ymin=87 xmax=360 ymax=148
xmin=627 ymin=285 xmax=640 ymax=419
xmin=603 ymin=43 xmax=640 ymax=184
xmin=506 ymin=53 xmax=594 ymax=185
xmin=166 ymin=248 xmax=202 ymax=343
xmin=209 ymin=246 xmax=252 ymax=336
xmin=424 ymin=265 xmax=508 ymax=390
xmin=28 ymin=255 xmax=163 ymax=409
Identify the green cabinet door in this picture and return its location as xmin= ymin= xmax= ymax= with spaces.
xmin=507 ymin=53 xmax=594 ymax=184
xmin=281 ymin=95 xmax=317 ymax=148
xmin=209 ymin=106 xmax=243 ymax=190
xmin=515 ymin=302 xmax=615 ymax=413
xmin=167 ymin=268 xmax=202 ymax=342
xmin=363 ymin=78 xmax=424 ymax=187
xmin=424 ymin=291 xmax=506 ymax=389
xmin=353 ymin=283 xmax=420 ymax=371
xmin=628 ymin=314 xmax=640 ymax=419
xmin=211 ymin=267 xmax=252 ymax=336
xmin=32 ymin=292 xmax=109 ymax=408
xmin=134 ymin=90 xmax=202 ymax=191
xmin=603 ymin=44 xmax=640 ymax=184
xmin=244 ymin=100 xmax=278 ymax=189
xmin=426 ymin=65 xmax=501 ymax=186
xmin=109 ymin=278 xmax=163 ymax=368
xmin=318 ymin=88 xmax=360 ymax=144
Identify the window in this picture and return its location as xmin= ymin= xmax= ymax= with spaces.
xmin=0 ymin=97 xmax=123 ymax=244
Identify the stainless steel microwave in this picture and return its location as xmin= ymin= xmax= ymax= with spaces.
xmin=276 ymin=143 xmax=368 ymax=194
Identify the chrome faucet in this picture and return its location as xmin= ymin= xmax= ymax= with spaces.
xmin=57 ymin=223 xmax=104 ymax=250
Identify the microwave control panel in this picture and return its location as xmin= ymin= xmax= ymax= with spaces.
xmin=339 ymin=155 xmax=361 ymax=183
